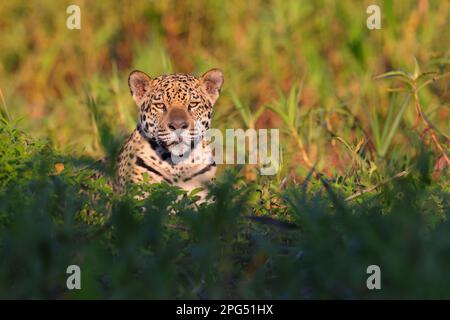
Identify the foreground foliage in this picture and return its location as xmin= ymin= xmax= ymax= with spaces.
xmin=0 ymin=122 xmax=448 ymax=299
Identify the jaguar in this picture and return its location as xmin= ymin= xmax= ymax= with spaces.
xmin=116 ymin=68 xmax=224 ymax=200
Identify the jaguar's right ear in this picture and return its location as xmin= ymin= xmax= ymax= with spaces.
xmin=128 ymin=70 xmax=152 ymax=105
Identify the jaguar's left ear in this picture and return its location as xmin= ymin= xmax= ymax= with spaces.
xmin=200 ymin=68 xmax=224 ymax=105
xmin=128 ymin=70 xmax=152 ymax=106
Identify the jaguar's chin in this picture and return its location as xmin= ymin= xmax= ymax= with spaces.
xmin=167 ymin=142 xmax=192 ymax=159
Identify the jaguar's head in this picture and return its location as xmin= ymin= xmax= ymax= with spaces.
xmin=128 ymin=69 xmax=223 ymax=156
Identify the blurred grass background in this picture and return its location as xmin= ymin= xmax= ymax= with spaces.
xmin=0 ymin=0 xmax=449 ymax=299
xmin=0 ymin=0 xmax=448 ymax=178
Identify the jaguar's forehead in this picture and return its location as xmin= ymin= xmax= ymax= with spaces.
xmin=152 ymin=73 xmax=201 ymax=104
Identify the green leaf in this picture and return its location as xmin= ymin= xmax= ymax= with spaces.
xmin=379 ymin=94 xmax=411 ymax=157
xmin=413 ymin=57 xmax=421 ymax=80
xmin=373 ymin=70 xmax=410 ymax=80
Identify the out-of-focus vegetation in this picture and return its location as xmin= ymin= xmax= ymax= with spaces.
xmin=0 ymin=0 xmax=449 ymax=299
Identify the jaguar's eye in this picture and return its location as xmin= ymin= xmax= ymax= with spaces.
xmin=153 ymin=103 xmax=166 ymax=110
xmin=189 ymin=101 xmax=200 ymax=110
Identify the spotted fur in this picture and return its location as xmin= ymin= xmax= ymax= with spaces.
xmin=116 ymin=69 xmax=224 ymax=199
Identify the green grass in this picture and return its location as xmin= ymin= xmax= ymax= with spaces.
xmin=0 ymin=121 xmax=449 ymax=299
xmin=0 ymin=0 xmax=449 ymax=299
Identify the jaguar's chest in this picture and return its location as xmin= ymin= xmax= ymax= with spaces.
xmin=117 ymin=130 xmax=216 ymax=193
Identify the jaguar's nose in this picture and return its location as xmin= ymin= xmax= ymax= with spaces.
xmin=168 ymin=119 xmax=189 ymax=131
